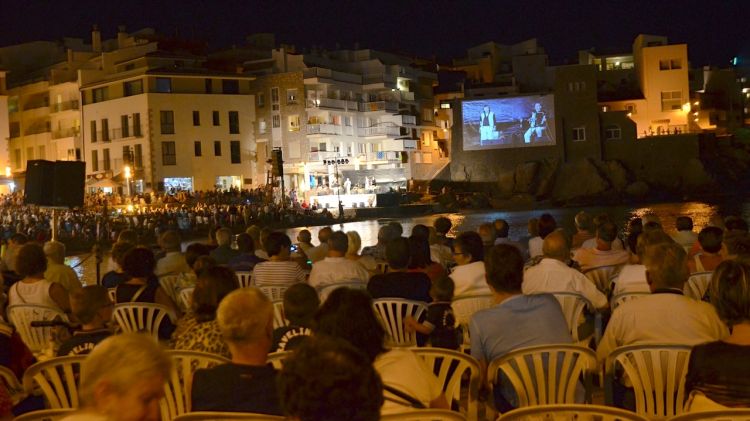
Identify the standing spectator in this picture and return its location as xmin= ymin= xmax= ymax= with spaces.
xmin=209 ymin=228 xmax=240 ymax=265
xmin=449 ymin=232 xmax=491 ymax=297
xmin=155 ymin=230 xmax=191 ymax=276
xmin=251 ymin=232 xmax=306 ymax=288
xmin=43 ymin=240 xmax=82 ymax=293
xmin=309 ymin=231 xmax=370 ymax=289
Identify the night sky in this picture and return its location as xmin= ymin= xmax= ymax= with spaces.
xmin=0 ymin=0 xmax=747 ymax=66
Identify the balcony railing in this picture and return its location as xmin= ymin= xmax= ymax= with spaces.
xmin=401 ymin=115 xmax=417 ymax=125
xmin=358 ymin=125 xmax=402 ymax=137
xmin=307 ymin=124 xmax=343 ymax=136
xmin=308 ymin=151 xmax=342 ymax=162
xmin=23 ymin=99 xmax=50 ymax=111
xmin=358 ymin=101 xmax=399 ymax=113
xmin=306 ymin=98 xmax=359 ymax=111
xmin=52 ymin=128 xmax=80 ymax=139
xmin=111 ymin=125 xmax=144 ymax=140
xmin=24 ymin=126 xmax=51 ymax=136
xmin=50 ymin=100 xmax=80 ymax=113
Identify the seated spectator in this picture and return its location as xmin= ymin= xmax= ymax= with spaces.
xmin=571 ymin=211 xmax=595 ymax=249
xmin=478 ymin=223 xmax=497 ymax=255
xmin=582 ymin=214 xmax=626 ymax=251
xmin=209 ymin=228 xmax=240 ymax=265
xmin=367 ymin=237 xmax=431 ymax=303
xmin=277 ymin=335 xmax=383 ymax=421
xmin=314 ymin=288 xmax=448 ymax=414
xmin=345 ymin=231 xmax=378 ymax=275
xmin=686 ymin=259 xmax=750 ymax=410
xmin=493 ymin=219 xmax=526 ymax=257
xmin=171 ymin=266 xmax=237 ymax=358
xmin=101 ymin=241 xmax=133 ymax=288
xmin=57 ymin=286 xmax=113 ymax=356
xmin=361 ymin=225 xmax=395 ymax=262
xmin=471 ymin=244 xmax=574 ymax=411
xmin=572 ymin=221 xmax=631 ymax=272
xmin=404 ymin=276 xmax=461 ymax=350
xmin=625 ymin=217 xmax=643 ymax=254
xmin=155 ymin=230 xmax=191 ymax=276
xmin=597 ymin=242 xmax=728 ymax=366
xmin=271 ymin=283 xmax=319 ymax=352
xmin=433 ymin=216 xmax=454 ymax=250
xmin=60 ymin=333 xmax=171 ymax=421
xmin=688 ymin=226 xmax=725 ymax=274
xmin=388 ymin=221 xmax=404 ymax=238
xmin=251 ymin=232 xmax=306 ymax=287
xmin=8 ymin=243 xmax=70 ymax=313
xmin=612 ymin=230 xmax=673 ymax=296
xmin=309 ymin=231 xmax=370 ymax=289
xmin=305 ymin=227 xmax=332 ymax=263
xmin=520 ymin=218 xmax=538 ymax=255
xmin=228 ymin=233 xmax=265 ymax=272
xmin=256 ymin=228 xmax=273 ymax=260
xmin=672 ymin=216 xmax=698 ymax=252
xmin=407 ymin=235 xmax=446 ymax=283
xmin=1 ymin=233 xmax=27 ymax=274
xmin=428 ymin=226 xmax=453 ymax=268
xmin=191 ymin=288 xmax=282 ymax=414
xmin=296 ymin=229 xmax=314 ymax=258
xmin=528 ymin=214 xmax=557 ymax=258
xmin=185 ymin=242 xmax=212 ymax=273
xmin=43 ymin=241 xmax=82 ymax=294
xmin=450 ymin=232 xmax=491 ymax=297
xmin=523 ymin=231 xmax=608 ymax=311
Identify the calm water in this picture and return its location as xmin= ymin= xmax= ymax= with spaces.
xmin=70 ymin=200 xmax=750 ymax=286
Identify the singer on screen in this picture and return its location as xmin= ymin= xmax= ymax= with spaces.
xmin=524 ymin=102 xmax=548 ymax=143
xmin=479 ymin=105 xmax=498 ymax=143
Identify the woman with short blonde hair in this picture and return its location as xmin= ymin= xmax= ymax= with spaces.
xmin=345 ymin=231 xmax=378 ymax=274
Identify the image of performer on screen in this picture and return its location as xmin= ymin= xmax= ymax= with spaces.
xmin=480 ymin=105 xmax=497 ymax=142
xmin=524 ymin=102 xmax=547 ymax=143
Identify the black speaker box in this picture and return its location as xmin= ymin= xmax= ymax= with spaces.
xmin=24 ymin=160 xmax=85 ymax=208
xmin=24 ymin=160 xmax=55 ymax=206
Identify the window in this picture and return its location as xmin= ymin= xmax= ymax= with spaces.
xmin=259 ymin=119 xmax=267 ymax=134
xmin=604 ymin=125 xmax=621 ymax=140
xmin=659 ymin=59 xmax=682 ymax=71
xmin=271 ymin=87 xmax=280 ymax=103
xmin=229 ymin=111 xmax=240 ymax=134
xmin=90 ymin=120 xmax=97 ymax=142
xmin=286 ymin=89 xmax=298 ymax=104
xmin=134 ymin=144 xmax=143 ymax=167
xmin=123 ymin=80 xmax=143 ymax=96
xmin=422 ymin=108 xmax=433 ymax=122
xmin=24 ymin=147 xmax=31 ymax=162
xmin=92 ymin=150 xmax=99 ymax=171
xmin=568 ymin=81 xmax=586 ymax=92
xmin=440 ymin=102 xmax=451 ymax=109
xmin=92 ymin=87 xmax=107 ymax=103
xmin=13 ymin=149 xmax=20 ymax=168
xmin=318 ymin=142 xmax=327 ymax=152
xmin=133 ymin=113 xmax=141 ymax=137
xmin=212 ymin=111 xmax=220 ymax=126
xmin=8 ymin=97 xmax=18 ymax=113
xmin=205 ymin=78 xmax=213 ymax=94
xmin=9 ymin=122 xmax=19 ymax=138
xmin=222 ymin=79 xmax=239 ymax=94
xmin=272 ymin=115 xmax=281 ymax=128
xmin=194 ymin=141 xmax=202 ymax=157
xmin=625 ymin=103 xmax=637 ymax=114
xmin=661 ymin=91 xmax=683 ymax=111
xmin=257 ymin=93 xmax=265 ymax=107
xmin=121 ymin=115 xmax=129 ymax=138
xmin=160 ymin=110 xmax=175 ymax=134
xmin=123 ymin=146 xmax=132 ymax=165
xmin=162 ymin=141 xmax=176 ymax=165
xmin=155 ymin=77 xmax=172 ymax=93
xmin=230 ymin=141 xmax=241 ymax=164
xmin=103 ymin=148 xmax=110 ymax=171
xmin=38 ymin=145 xmax=45 ymax=160
xmin=572 ymin=126 xmax=586 ymax=142
xmin=288 ymin=115 xmax=300 ymax=131
xmin=101 ymin=119 xmax=109 ymax=142
xmin=214 ymin=141 xmax=222 ymax=156
xmin=193 ymin=111 xmax=200 ymax=126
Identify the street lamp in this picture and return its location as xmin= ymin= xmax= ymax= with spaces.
xmin=323 ymin=158 xmax=349 ymax=220
xmin=124 ymin=165 xmax=131 ymax=198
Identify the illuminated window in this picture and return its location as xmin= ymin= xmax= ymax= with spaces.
xmin=572 ymin=127 xmax=586 ymax=142
xmin=604 ymin=125 xmax=621 ymax=140
xmin=661 ymin=91 xmax=683 ymax=111
xmin=287 ymin=89 xmax=298 ymax=104
xmin=625 ymin=103 xmax=637 ymax=114
xmin=288 ymin=115 xmax=300 ymax=131
xmin=259 ymin=119 xmax=267 ymax=134
xmin=258 ymin=93 xmax=265 ymax=107
xmin=440 ymin=103 xmax=451 ymax=109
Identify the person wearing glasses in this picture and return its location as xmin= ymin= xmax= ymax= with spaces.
xmin=449 ymin=232 xmax=491 ymax=297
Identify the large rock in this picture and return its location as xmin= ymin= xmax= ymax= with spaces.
xmin=626 ymin=181 xmax=650 ymax=198
xmin=680 ymin=158 xmax=713 ymax=190
xmin=534 ymin=158 xmax=560 ymax=198
xmin=513 ymin=162 xmax=539 ymax=194
xmin=495 ymin=169 xmax=515 ymax=199
xmin=552 ymin=159 xmax=610 ymax=201
xmin=603 ymin=160 xmax=629 ymax=192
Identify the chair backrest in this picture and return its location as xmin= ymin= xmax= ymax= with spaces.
xmin=550 ymin=293 xmax=591 ymax=342
xmin=259 ymin=285 xmax=288 ymax=302
xmin=267 ymin=351 xmax=290 ymax=370
xmin=684 ymin=271 xmax=713 ymax=301
xmin=7 ymin=304 xmax=68 ymax=355
xmin=179 ymin=287 xmax=195 ymax=312
xmin=160 ymin=350 xmax=231 ymax=421
xmin=159 ymin=272 xmax=198 ymax=305
xmin=611 ymin=292 xmax=651 ymax=311
xmin=497 ymin=404 xmax=649 ymax=421
xmin=12 ymin=409 xmax=76 ymax=421
xmin=411 ymin=348 xmax=481 ymax=420
xmin=451 ymin=294 xmax=493 ymax=327
xmin=372 ymin=298 xmax=428 ymax=347
xmin=487 ymin=344 xmax=597 ymax=407
xmin=380 ymin=409 xmax=467 ymax=420
xmin=0 ymin=365 xmax=25 ymax=405
xmin=272 ymin=300 xmax=288 ymax=329
xmin=113 ymin=303 xmax=176 ymax=340
xmin=235 ymin=271 xmax=253 ymax=288
xmin=584 ymin=265 xmax=622 ymax=294
xmin=668 ymin=409 xmax=750 ymax=421
xmin=174 ymin=412 xmax=285 ymax=420
xmin=22 ymin=355 xmax=86 ymax=409
xmin=607 ymin=344 xmax=692 ymax=419
xmin=107 ymin=287 xmax=117 ymax=302
xmin=316 ymin=281 xmax=367 ymax=302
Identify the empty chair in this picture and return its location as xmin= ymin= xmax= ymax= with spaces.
xmin=668 ymin=409 xmax=750 ymax=421
xmin=112 ymin=302 xmax=176 ymax=340
xmin=7 ymin=304 xmax=68 ymax=355
xmin=12 ymin=409 xmax=76 ymax=421
xmin=259 ymin=286 xmax=288 ymax=302
xmin=380 ymin=409 xmax=467 ymax=420
xmin=316 ymin=281 xmax=367 ymax=302
xmin=22 ymin=355 xmax=86 ymax=409
xmin=487 ymin=344 xmax=597 ymax=408
xmin=372 ymin=298 xmax=427 ymax=347
xmin=611 ymin=291 xmax=650 ymax=311
xmin=235 ymin=271 xmax=252 ymax=288
xmin=684 ymin=272 xmax=713 ymax=301
xmin=497 ymin=404 xmax=649 ymax=421
xmin=173 ymin=412 xmax=285 ymax=420
xmin=605 ymin=344 xmax=692 ymax=419
xmin=584 ymin=264 xmax=623 ymax=295
xmin=272 ymin=300 xmax=288 ymax=329
xmin=160 ymin=350 xmax=231 ymax=421
xmin=411 ymin=348 xmax=481 ymax=420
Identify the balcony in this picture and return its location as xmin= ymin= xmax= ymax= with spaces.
xmin=363 ymin=74 xmax=397 ymax=87
xmin=52 ymin=128 xmax=80 ymax=139
xmin=306 ymin=98 xmax=359 ymax=111
xmin=363 ymin=151 xmax=402 ymax=162
xmin=358 ymin=101 xmax=399 ymax=113
xmin=307 ymin=124 xmax=343 ymax=136
xmin=303 ymin=67 xmax=363 ymax=84
xmin=308 ymin=151 xmax=342 ymax=162
xmin=110 ymin=125 xmax=144 ymax=140
xmin=400 ymin=115 xmax=417 ymax=125
xmin=382 ymin=138 xmax=417 ymax=151
xmin=358 ymin=125 xmax=402 ymax=137
xmin=50 ymin=100 xmax=80 ymax=113
xmin=23 ymin=98 xmax=50 ymax=111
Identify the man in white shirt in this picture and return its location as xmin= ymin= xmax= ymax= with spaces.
xmin=43 ymin=240 xmax=82 ymax=293
xmin=671 ymin=216 xmax=698 ymax=252
xmin=449 ymin=232 xmax=491 ymax=297
xmin=528 ymin=214 xmax=557 ymax=259
xmin=523 ymin=231 xmax=608 ymax=311
xmin=309 ymin=231 xmax=370 ymax=289
xmin=573 ymin=221 xmax=630 ymax=272
xmin=306 ymin=227 xmax=332 ymax=263
xmin=612 ymin=230 xmax=673 ymax=296
xmin=597 ymin=242 xmax=728 ymax=364
xmin=155 ymin=230 xmax=191 ymax=276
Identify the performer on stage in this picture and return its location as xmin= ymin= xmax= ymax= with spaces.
xmin=479 ymin=105 xmax=497 ymax=143
xmin=524 ymin=102 xmax=548 ymax=143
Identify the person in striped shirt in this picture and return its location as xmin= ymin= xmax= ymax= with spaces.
xmin=252 ymin=232 xmax=307 ymax=287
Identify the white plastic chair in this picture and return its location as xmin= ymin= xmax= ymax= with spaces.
xmin=380 ymin=409 xmax=467 ymax=420
xmin=584 ymin=264 xmax=623 ymax=295
xmin=611 ymin=291 xmax=651 ymax=311
xmin=606 ymin=344 xmax=692 ymax=419
xmin=487 ymin=344 xmax=597 ymax=408
xmin=684 ymin=271 xmax=713 ymax=301
xmin=22 ymin=355 xmax=86 ymax=409
xmin=497 ymin=404 xmax=649 ymax=421
xmin=259 ymin=285 xmax=288 ymax=302
xmin=107 ymin=287 xmax=117 ymax=302
xmin=452 ymin=294 xmax=493 ymax=349
xmin=272 ymin=300 xmax=288 ymax=329
xmin=236 ymin=271 xmax=253 ymax=288
xmin=13 ymin=409 xmax=76 ymax=421
xmin=179 ymin=287 xmax=195 ymax=312
xmin=411 ymin=348 xmax=481 ymax=420
xmin=159 ymin=272 xmax=198 ymax=305
xmin=267 ymin=351 xmax=290 ymax=370
xmin=668 ymin=409 xmax=750 ymax=421
xmin=160 ymin=350 xmax=230 ymax=421
xmin=550 ymin=292 xmax=592 ymax=343
xmin=316 ymin=281 xmax=367 ymax=302
xmin=372 ymin=298 xmax=428 ymax=347
xmin=0 ymin=364 xmax=26 ymax=405
xmin=174 ymin=412 xmax=285 ymax=420
xmin=7 ymin=304 xmax=68 ymax=355
xmin=113 ymin=303 xmax=176 ymax=340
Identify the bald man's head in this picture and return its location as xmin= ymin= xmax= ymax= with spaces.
xmin=542 ymin=230 xmax=569 ymax=261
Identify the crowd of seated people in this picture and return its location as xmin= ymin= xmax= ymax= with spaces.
xmin=4 ymin=208 xmax=750 ymax=419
